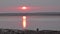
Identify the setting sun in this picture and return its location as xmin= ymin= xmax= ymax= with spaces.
xmin=22 ymin=6 xmax=27 ymax=10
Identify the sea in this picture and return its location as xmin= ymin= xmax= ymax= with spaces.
xmin=0 ymin=16 xmax=60 ymax=31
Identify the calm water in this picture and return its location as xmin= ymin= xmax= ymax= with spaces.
xmin=0 ymin=16 xmax=60 ymax=30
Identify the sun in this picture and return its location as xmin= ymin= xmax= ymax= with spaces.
xmin=22 ymin=6 xmax=27 ymax=10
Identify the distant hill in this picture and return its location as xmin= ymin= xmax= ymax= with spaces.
xmin=0 ymin=12 xmax=60 ymax=16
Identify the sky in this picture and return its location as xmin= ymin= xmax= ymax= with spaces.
xmin=0 ymin=0 xmax=60 ymax=13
